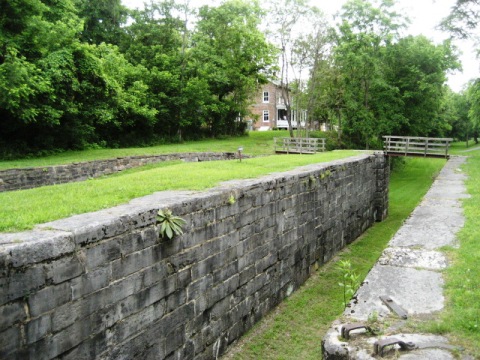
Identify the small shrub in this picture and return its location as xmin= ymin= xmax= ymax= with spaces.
xmin=157 ymin=209 xmax=186 ymax=240
xmin=337 ymin=260 xmax=360 ymax=309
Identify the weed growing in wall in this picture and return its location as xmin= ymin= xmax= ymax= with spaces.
xmin=157 ymin=209 xmax=186 ymax=240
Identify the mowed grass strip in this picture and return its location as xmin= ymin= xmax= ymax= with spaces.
xmin=0 ymin=151 xmax=359 ymax=232
xmin=420 ymin=145 xmax=480 ymax=356
xmin=225 ymin=157 xmax=446 ymax=360
xmin=0 ymin=132 xmax=280 ymax=170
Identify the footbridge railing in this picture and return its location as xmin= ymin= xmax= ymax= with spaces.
xmin=274 ymin=137 xmax=326 ymax=154
xmin=383 ymin=136 xmax=453 ymax=159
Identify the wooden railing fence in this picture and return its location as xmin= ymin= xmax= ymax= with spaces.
xmin=383 ymin=136 xmax=453 ymax=159
xmin=274 ymin=137 xmax=326 ymax=154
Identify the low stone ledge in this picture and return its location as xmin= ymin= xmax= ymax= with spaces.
xmin=0 ymin=152 xmax=243 ymax=192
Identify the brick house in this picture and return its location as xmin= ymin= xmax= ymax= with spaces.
xmin=247 ymin=81 xmax=287 ymax=130
xmin=247 ymin=80 xmax=306 ymax=130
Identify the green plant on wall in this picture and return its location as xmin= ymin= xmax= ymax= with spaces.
xmin=157 ymin=209 xmax=186 ymax=240
xmin=337 ymin=259 xmax=360 ymax=309
xmin=320 ymin=170 xmax=331 ymax=180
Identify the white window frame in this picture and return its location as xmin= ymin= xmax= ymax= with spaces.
xmin=263 ymin=110 xmax=269 ymax=122
xmin=263 ymin=91 xmax=269 ymax=103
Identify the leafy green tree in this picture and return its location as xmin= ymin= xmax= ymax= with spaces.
xmin=329 ymin=0 xmax=458 ymax=148
xmin=440 ymin=0 xmax=480 ymax=39
xmin=120 ymin=1 xmax=191 ymax=140
xmin=443 ymin=88 xmax=471 ymax=143
xmin=289 ymin=7 xmax=330 ymax=136
xmin=76 ymin=0 xmax=129 ymax=45
xmin=467 ymin=80 xmax=480 ymax=143
xmin=0 ymin=0 xmax=156 ymax=155
xmin=385 ymin=36 xmax=460 ymax=137
xmin=440 ymin=0 xmax=480 ymax=144
xmin=333 ymin=0 xmax=407 ymax=148
xmin=0 ymin=0 xmax=83 ymax=153
xmin=192 ymin=0 xmax=276 ymax=136
xmin=265 ymin=0 xmax=318 ymax=137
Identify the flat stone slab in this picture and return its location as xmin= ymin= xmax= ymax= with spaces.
xmin=345 ymin=265 xmax=444 ymax=321
xmin=379 ymin=247 xmax=448 ymax=270
xmin=406 ymin=202 xmax=464 ymax=227
xmin=389 ymin=223 xmax=460 ymax=249
xmin=420 ymin=198 xmax=463 ymax=208
xmin=424 ymin=183 xmax=470 ymax=200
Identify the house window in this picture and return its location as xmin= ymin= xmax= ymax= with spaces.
xmin=263 ymin=110 xmax=269 ymax=122
xmin=263 ymin=91 xmax=269 ymax=103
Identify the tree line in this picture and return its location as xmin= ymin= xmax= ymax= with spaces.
xmin=0 ymin=0 xmax=478 ymax=158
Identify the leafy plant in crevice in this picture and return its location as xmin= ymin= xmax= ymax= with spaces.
xmin=156 ymin=209 xmax=186 ymax=240
xmin=337 ymin=259 xmax=360 ymax=310
xmin=320 ymin=170 xmax=331 ymax=180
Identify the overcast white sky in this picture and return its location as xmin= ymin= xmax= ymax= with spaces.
xmin=122 ymin=0 xmax=479 ymax=92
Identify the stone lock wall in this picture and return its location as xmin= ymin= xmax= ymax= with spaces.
xmin=0 ymin=153 xmax=388 ymax=360
xmin=0 ymin=152 xmax=239 ymax=192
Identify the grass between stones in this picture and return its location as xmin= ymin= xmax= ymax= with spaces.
xmin=224 ymin=157 xmax=447 ymax=360
xmin=0 ymin=150 xmax=360 ymax=232
xmin=418 ymin=143 xmax=480 ymax=356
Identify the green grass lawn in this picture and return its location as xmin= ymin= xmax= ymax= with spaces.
xmin=0 ymin=150 xmax=361 ymax=232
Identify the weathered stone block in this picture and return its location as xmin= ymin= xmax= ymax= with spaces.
xmin=0 ymin=265 xmax=46 ymax=306
xmin=83 ymin=239 xmax=121 ymax=270
xmin=0 ymin=300 xmax=27 ymax=332
xmin=207 ymin=274 xmax=239 ymax=305
xmin=45 ymin=255 xmax=84 ymax=284
xmin=26 ymin=314 xmax=51 ymax=344
xmin=110 ymin=300 xmax=166 ymax=344
xmin=2 ymin=230 xmax=75 ymax=268
xmin=60 ymin=332 xmax=107 ymax=360
xmin=0 ymin=326 xmax=21 ymax=358
xmin=71 ymin=266 xmax=110 ymax=300
xmin=165 ymin=324 xmax=186 ymax=356
xmin=111 ymin=245 xmax=159 ymax=280
xmin=29 ymin=282 xmax=71 ymax=317
xmin=212 ymin=259 xmax=238 ymax=285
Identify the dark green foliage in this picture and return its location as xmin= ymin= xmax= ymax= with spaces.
xmin=0 ymin=0 xmax=275 ymax=157
xmin=385 ymin=36 xmax=460 ymax=137
xmin=76 ymin=0 xmax=129 ymax=45
xmin=309 ymin=131 xmax=344 ymax=151
xmin=313 ymin=0 xmax=461 ymax=149
xmin=0 ymin=0 xmax=471 ymax=156
xmin=465 ymin=80 xmax=480 ymax=144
